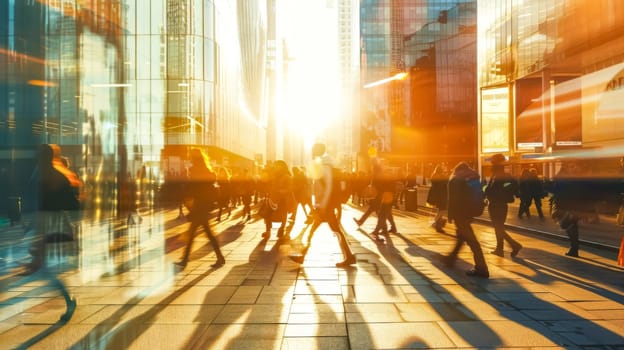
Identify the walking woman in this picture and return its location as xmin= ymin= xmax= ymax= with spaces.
xmin=426 ymin=163 xmax=449 ymax=232
xmin=175 ymin=149 xmax=225 ymax=269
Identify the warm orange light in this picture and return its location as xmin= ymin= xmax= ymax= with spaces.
xmin=363 ymin=72 xmax=409 ymax=88
xmin=28 ymin=79 xmax=58 ymax=87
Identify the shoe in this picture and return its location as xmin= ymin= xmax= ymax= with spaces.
xmin=174 ymin=260 xmax=187 ymax=269
xmin=262 ymin=231 xmax=270 ymax=240
xmin=511 ymin=243 xmax=522 ymax=257
xmin=289 ymin=253 xmax=305 ymax=264
xmin=438 ymin=254 xmax=455 ymax=268
xmin=211 ymin=257 xmax=225 ymax=268
xmin=490 ymin=249 xmax=504 ymax=257
xmin=353 ymin=218 xmax=362 ymax=227
xmin=466 ymin=268 xmax=489 ymax=278
xmin=371 ymin=232 xmax=384 ymax=243
xmin=565 ymin=249 xmax=578 ymax=257
xmin=335 ymin=255 xmax=356 ymax=268
xmin=389 ymin=227 xmax=397 ymax=234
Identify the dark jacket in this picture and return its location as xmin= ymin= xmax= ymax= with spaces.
xmin=186 ymin=164 xmax=217 ymax=222
xmin=485 ymin=170 xmax=517 ymax=204
xmin=427 ymin=171 xmax=448 ymax=209
xmin=447 ymin=163 xmax=480 ymax=221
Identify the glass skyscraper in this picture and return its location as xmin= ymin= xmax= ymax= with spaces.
xmin=0 ymin=0 xmax=269 ymax=217
xmin=360 ymin=0 xmax=477 ymax=172
xmin=478 ymin=0 xmax=624 ymax=175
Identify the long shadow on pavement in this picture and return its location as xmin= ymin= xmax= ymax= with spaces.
xmin=392 ymin=231 xmax=624 ymax=348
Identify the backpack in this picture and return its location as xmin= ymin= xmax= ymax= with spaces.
xmin=466 ymin=177 xmax=486 ymax=217
xmin=485 ymin=176 xmax=517 ymax=204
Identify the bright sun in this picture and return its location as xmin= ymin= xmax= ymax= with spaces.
xmin=280 ymin=1 xmax=340 ymax=146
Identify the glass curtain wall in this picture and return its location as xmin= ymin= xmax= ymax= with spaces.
xmin=360 ymin=0 xmax=477 ymax=174
xmin=0 ymin=0 xmax=268 ymax=220
xmin=478 ymin=0 xmax=624 ymax=175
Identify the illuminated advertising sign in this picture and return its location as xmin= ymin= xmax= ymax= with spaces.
xmin=481 ymin=87 xmax=509 ymax=153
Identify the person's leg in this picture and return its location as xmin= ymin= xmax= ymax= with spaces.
xmin=289 ymin=218 xmax=321 ymax=264
xmin=387 ymin=209 xmax=397 ymax=233
xmin=203 ymin=222 xmax=225 ymax=266
xmin=326 ymin=211 xmax=355 ymax=266
xmin=533 ymin=196 xmax=544 ymax=218
xmin=489 ymin=204 xmax=506 ymax=253
xmin=458 ymin=221 xmax=489 ymax=276
xmin=277 ymin=219 xmax=287 ymax=238
xmin=262 ymin=217 xmax=271 ymax=239
xmin=565 ymin=217 xmax=580 ymax=257
xmin=442 ymin=219 xmax=467 ymax=267
xmin=371 ymin=205 xmax=386 ymax=236
xmin=177 ymin=222 xmax=199 ymax=266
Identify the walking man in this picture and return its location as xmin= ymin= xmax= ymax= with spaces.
xmin=289 ymin=142 xmax=356 ymax=267
xmin=175 ymin=148 xmax=225 ymax=269
xmin=441 ymin=162 xmax=489 ymax=278
xmin=485 ymin=153 xmax=522 ymax=257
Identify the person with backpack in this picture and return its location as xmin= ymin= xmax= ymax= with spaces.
xmin=289 ymin=142 xmax=356 ymax=267
xmin=440 ymin=161 xmax=489 ymax=278
xmin=485 ymin=153 xmax=522 ymax=258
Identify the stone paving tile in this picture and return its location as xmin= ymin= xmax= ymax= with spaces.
xmin=284 ymin=323 xmax=347 ymax=337
xmin=213 ymin=304 xmax=290 ymax=324
xmin=289 ymin=302 xmax=343 ymax=314
xmin=344 ymin=303 xmax=403 ymax=323
xmin=281 ymin=336 xmax=349 ymax=350
xmin=256 ymin=286 xmax=295 ymax=304
xmin=2 ymin=206 xmax=623 ymax=349
xmin=287 ymin=311 xmax=345 ymax=324
xmin=228 ymin=285 xmax=263 ymax=304
xmin=540 ymin=319 xmax=624 ymax=346
xmin=440 ymin=319 xmax=567 ymax=348
xmin=348 ymin=322 xmax=456 ymax=349
xmin=191 ymin=324 xmax=285 ymax=349
xmin=12 ymin=324 xmax=96 ymax=350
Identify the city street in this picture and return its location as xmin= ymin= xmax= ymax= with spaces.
xmin=1 ymin=203 xmax=623 ymax=349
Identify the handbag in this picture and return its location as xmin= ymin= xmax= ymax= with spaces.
xmin=259 ymin=198 xmax=278 ymax=218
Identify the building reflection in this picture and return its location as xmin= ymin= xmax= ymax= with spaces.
xmin=478 ymin=0 xmax=624 ymax=177
xmin=0 ymin=1 xmax=269 ymax=223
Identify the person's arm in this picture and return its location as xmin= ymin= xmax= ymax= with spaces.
xmin=318 ymin=165 xmax=332 ymax=210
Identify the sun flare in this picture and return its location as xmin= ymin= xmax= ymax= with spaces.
xmin=280 ymin=1 xmax=340 ymax=146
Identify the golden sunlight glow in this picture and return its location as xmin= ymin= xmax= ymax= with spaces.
xmin=281 ymin=1 xmax=340 ymax=146
xmin=363 ymin=72 xmax=408 ymax=89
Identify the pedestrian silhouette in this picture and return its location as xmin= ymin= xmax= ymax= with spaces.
xmin=485 ymin=153 xmax=522 ymax=258
xmin=426 ymin=163 xmax=449 ymax=232
xmin=549 ymin=160 xmax=594 ymax=257
xmin=440 ymin=161 xmax=489 ymax=278
xmin=175 ymin=148 xmax=224 ymax=269
xmin=289 ymin=142 xmax=356 ymax=267
xmin=370 ymin=161 xmax=398 ymax=240
xmin=260 ymin=160 xmax=294 ymax=240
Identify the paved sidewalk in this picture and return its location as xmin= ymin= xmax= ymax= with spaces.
xmin=1 ymin=204 xmax=623 ymax=349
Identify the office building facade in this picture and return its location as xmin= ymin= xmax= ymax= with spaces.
xmin=478 ymin=0 xmax=624 ymax=175
xmin=360 ymin=0 xmax=477 ymax=174
xmin=0 ymin=0 xmax=269 ymax=215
